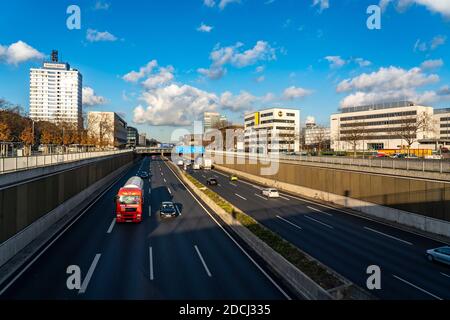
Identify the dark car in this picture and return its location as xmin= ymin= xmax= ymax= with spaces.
xmin=159 ymin=202 xmax=178 ymax=218
xmin=207 ymin=178 xmax=218 ymax=186
xmin=139 ymin=171 xmax=149 ymax=179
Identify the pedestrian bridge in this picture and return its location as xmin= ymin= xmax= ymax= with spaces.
xmin=134 ymin=147 xmax=173 ymax=155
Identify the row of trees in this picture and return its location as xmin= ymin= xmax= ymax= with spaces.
xmin=0 ymin=99 xmax=107 ymax=156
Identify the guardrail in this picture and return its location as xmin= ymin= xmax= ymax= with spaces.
xmin=209 ymin=151 xmax=450 ymax=174
xmin=0 ymin=150 xmax=133 ymax=174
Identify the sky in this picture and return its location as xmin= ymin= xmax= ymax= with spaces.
xmin=1 ymin=0 xmax=450 ymax=142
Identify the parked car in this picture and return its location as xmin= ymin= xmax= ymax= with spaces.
xmin=426 ymin=246 xmax=450 ymax=266
xmin=230 ymin=175 xmax=239 ymax=181
xmin=262 ymin=188 xmax=280 ymax=198
xmin=159 ymin=202 xmax=178 ymax=218
xmin=206 ymin=178 xmax=218 ymax=186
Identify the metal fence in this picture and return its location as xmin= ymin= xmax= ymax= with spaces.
xmin=210 ymin=151 xmax=450 ymax=174
xmin=0 ymin=150 xmax=133 ymax=174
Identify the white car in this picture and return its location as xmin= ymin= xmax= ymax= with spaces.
xmin=262 ymin=188 xmax=280 ymax=198
xmin=177 ymin=160 xmax=184 ymax=166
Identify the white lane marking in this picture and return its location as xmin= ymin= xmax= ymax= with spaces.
xmin=163 ymin=161 xmax=291 ymax=300
xmin=304 ymin=215 xmax=334 ymax=229
xmin=364 ymin=227 xmax=413 ymax=246
xmin=392 ymin=275 xmax=442 ymax=300
xmin=235 ymin=193 xmax=247 ymax=201
xmin=149 ymin=205 xmax=152 ymax=217
xmin=0 ymin=168 xmax=129 ymax=296
xmin=107 ymin=218 xmax=116 ymax=234
xmin=202 ymin=175 xmax=206 ymax=179
xmin=229 ymin=182 xmax=238 ymax=187
xmin=277 ymin=192 xmax=450 ymax=246
xmin=276 ymin=216 xmax=302 ymax=231
xmin=279 ymin=195 xmax=290 ymax=201
xmin=168 ymin=187 xmax=172 ymax=195
xmin=149 ymin=188 xmax=152 ymax=194
xmin=441 ymin=272 xmax=450 ymax=279
xmin=149 ymin=247 xmax=154 ymax=281
xmin=253 ymin=185 xmax=263 ymax=190
xmin=307 ymin=206 xmax=333 ymax=217
xmin=163 ymin=178 xmax=167 ymax=183
xmin=194 ymin=245 xmax=212 ymax=277
xmin=254 ymin=193 xmax=268 ymax=201
xmin=79 ymin=254 xmax=101 ymax=294
xmin=176 ymin=204 xmax=181 ymax=216
xmin=218 ymin=184 xmax=222 ymax=187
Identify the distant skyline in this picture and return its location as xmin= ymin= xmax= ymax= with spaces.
xmin=1 ymin=0 xmax=450 ymax=141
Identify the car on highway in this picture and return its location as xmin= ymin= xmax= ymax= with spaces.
xmin=230 ymin=175 xmax=238 ymax=181
xmin=426 ymin=246 xmax=450 ymax=266
xmin=138 ymin=172 xmax=149 ymax=179
xmin=262 ymin=188 xmax=280 ymax=198
xmin=159 ymin=202 xmax=178 ymax=218
xmin=207 ymin=178 xmax=218 ymax=186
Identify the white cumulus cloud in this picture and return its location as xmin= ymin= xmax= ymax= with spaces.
xmin=123 ymin=60 xmax=158 ymax=83
xmin=197 ymin=23 xmax=214 ymax=33
xmin=198 ymin=41 xmax=276 ymax=80
xmin=133 ymin=84 xmax=219 ymax=126
xmin=0 ymin=41 xmax=44 ymax=65
xmin=283 ymin=86 xmax=313 ymax=100
xmin=82 ymin=87 xmax=108 ymax=106
xmin=86 ymin=29 xmax=118 ymax=42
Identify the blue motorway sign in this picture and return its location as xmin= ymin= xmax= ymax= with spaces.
xmin=176 ymin=146 xmax=205 ymax=154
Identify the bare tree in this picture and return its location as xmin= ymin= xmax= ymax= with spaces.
xmin=341 ymin=121 xmax=367 ymax=158
xmin=310 ymin=125 xmax=329 ymax=155
xmin=87 ymin=113 xmax=114 ymax=149
xmin=393 ymin=111 xmax=434 ymax=156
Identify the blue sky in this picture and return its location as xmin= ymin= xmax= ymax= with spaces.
xmin=1 ymin=0 xmax=449 ymax=141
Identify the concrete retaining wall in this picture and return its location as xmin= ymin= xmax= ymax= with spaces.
xmin=215 ymin=163 xmax=450 ymax=238
xmin=0 ymin=153 xmax=135 ymax=267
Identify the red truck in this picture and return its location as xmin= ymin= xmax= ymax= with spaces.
xmin=115 ymin=176 xmax=144 ymax=223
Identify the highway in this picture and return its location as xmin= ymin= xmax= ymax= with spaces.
xmin=0 ymin=157 xmax=289 ymax=300
xmin=188 ymin=166 xmax=450 ymax=300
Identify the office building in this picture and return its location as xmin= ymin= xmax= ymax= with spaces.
xmin=204 ymin=112 xmax=228 ymax=131
xmin=139 ymin=133 xmax=147 ymax=147
xmin=87 ymin=111 xmax=127 ymax=149
xmin=330 ymin=101 xmax=435 ymax=152
xmin=127 ymin=126 xmax=139 ymax=147
xmin=435 ymin=108 xmax=450 ymax=139
xmin=244 ymin=108 xmax=301 ymax=154
xmin=303 ymin=118 xmax=331 ymax=150
xmin=29 ymin=50 xmax=83 ymax=129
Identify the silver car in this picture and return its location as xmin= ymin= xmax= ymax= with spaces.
xmin=426 ymin=246 xmax=450 ymax=266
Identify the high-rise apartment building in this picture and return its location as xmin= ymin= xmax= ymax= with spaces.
xmin=29 ymin=50 xmax=83 ymax=129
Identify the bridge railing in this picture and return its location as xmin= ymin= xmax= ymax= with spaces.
xmin=0 ymin=150 xmax=133 ymax=175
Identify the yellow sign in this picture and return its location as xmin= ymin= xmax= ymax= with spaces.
xmin=255 ymin=112 xmax=260 ymax=125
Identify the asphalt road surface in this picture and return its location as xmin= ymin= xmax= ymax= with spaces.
xmin=189 ymin=166 xmax=450 ymax=300
xmin=0 ymin=157 xmax=289 ymax=300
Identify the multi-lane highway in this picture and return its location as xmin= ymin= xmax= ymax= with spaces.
xmin=0 ymin=157 xmax=289 ymax=300
xmin=189 ymin=166 xmax=450 ymax=300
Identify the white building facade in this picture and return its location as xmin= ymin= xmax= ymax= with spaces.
xmin=330 ymin=101 xmax=435 ymax=151
xmin=30 ymin=59 xmax=82 ymax=129
xmin=434 ymin=108 xmax=450 ymax=139
xmin=87 ymin=112 xmax=128 ymax=149
xmin=244 ymin=108 xmax=301 ymax=154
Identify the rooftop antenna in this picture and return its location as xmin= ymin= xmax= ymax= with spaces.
xmin=51 ymin=50 xmax=58 ymax=62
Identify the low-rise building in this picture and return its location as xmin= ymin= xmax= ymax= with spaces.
xmin=330 ymin=101 xmax=435 ymax=152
